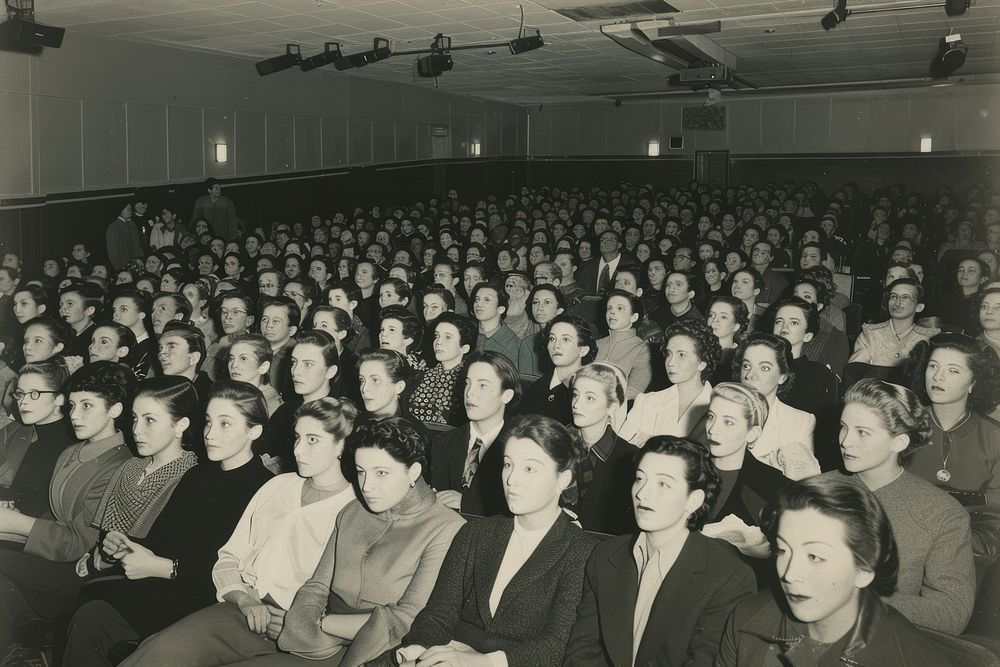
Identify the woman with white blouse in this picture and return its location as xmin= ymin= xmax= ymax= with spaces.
xmin=734 ymin=333 xmax=819 ymax=480
xmin=122 ymin=398 xmax=359 ymax=665
xmin=619 ymin=320 xmax=721 ymax=446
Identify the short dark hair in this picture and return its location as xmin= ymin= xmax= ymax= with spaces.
xmin=433 ymin=312 xmax=478 ymax=352
xmin=640 ymin=436 xmax=720 ymax=530
xmin=422 ymin=287 xmax=456 ymax=312
xmin=663 ymin=319 xmax=722 ymax=382
xmin=294 ymin=329 xmax=341 ymax=370
xmin=154 ymin=292 xmax=192 ymax=323
xmin=761 ymin=475 xmax=898 ymax=597
xmin=470 ymin=281 xmax=509 ymax=315
xmin=773 ymin=297 xmax=820 ymax=336
xmin=907 ymin=333 xmax=1000 ymax=416
xmin=66 ymin=360 xmax=133 ymax=408
xmin=379 ymin=305 xmax=422 ymax=351
xmin=605 ymin=288 xmax=645 ymax=321
xmin=505 ymin=414 xmax=583 ymax=486
xmin=735 ymin=333 xmax=796 ymax=399
xmin=885 ymin=277 xmax=925 ymax=303
xmin=260 ymin=296 xmax=301 ymax=332
xmin=358 ymin=348 xmax=414 ymax=384
xmin=348 ymin=416 xmax=427 ymax=468
xmin=208 ymin=379 xmax=269 ymax=429
xmin=544 ymin=314 xmax=597 ymax=364
xmin=160 ymin=322 xmax=207 ymax=372
xmin=134 ymin=376 xmax=201 ymax=437
xmin=464 ymin=350 xmax=522 ymax=410
xmin=24 ymin=315 xmax=74 ymax=350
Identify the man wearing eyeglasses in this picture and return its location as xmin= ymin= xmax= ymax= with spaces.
xmin=202 ymin=293 xmax=255 ymax=381
xmin=849 ymin=278 xmax=939 ymax=367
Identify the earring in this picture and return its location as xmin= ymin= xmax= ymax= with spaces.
xmin=410 ymin=481 xmax=416 ymax=488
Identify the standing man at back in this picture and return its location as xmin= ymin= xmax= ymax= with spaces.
xmin=191 ymin=178 xmax=240 ymax=241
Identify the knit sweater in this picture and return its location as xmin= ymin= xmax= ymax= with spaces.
xmin=277 ymin=481 xmax=465 ymax=666
xmin=832 ymin=471 xmax=975 ymax=635
xmin=595 ymin=329 xmax=651 ymax=400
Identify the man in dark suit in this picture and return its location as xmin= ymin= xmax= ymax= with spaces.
xmin=575 ymin=230 xmax=638 ymax=297
xmin=564 ymin=437 xmax=756 ymax=666
xmin=429 ymin=351 xmax=519 ymax=517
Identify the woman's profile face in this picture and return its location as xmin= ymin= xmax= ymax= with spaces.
xmin=571 ymin=376 xmax=614 ymax=430
xmin=354 ymin=446 xmax=419 ymax=513
xmin=502 ymin=436 xmax=566 ymax=517
xmin=204 ymin=398 xmax=258 ymax=465
xmin=705 ymin=396 xmax=752 ymax=460
xmin=359 ymin=360 xmax=402 ymax=416
xmin=924 ymin=347 xmax=975 ymax=406
xmin=838 ymin=401 xmax=903 ymax=475
xmin=740 ymin=344 xmax=785 ymax=397
xmin=228 ymin=342 xmax=267 ymax=384
xmin=707 ymin=302 xmax=739 ymax=342
xmin=290 ymin=343 xmax=334 ymax=397
xmin=293 ymin=415 xmax=342 ymax=479
xmin=776 ymin=508 xmax=871 ymax=626
xmin=132 ymin=395 xmax=183 ymax=458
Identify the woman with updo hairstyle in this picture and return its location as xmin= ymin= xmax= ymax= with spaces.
xmin=620 ymin=319 xmax=721 ymax=446
xmin=0 ymin=359 xmax=73 ymax=518
xmin=520 ymin=313 xmax=596 ymax=424
xmin=833 ymin=378 xmax=974 ymax=635
xmin=309 ymin=305 xmax=362 ymax=406
xmin=734 ymin=333 xmax=819 ymax=480
xmin=227 ymin=333 xmax=282 ymax=417
xmin=248 ymin=417 xmax=466 ymax=665
xmin=566 ymin=363 xmax=637 ymax=535
xmin=65 ymin=380 xmax=274 ymax=664
xmin=596 ymin=289 xmax=652 ymax=400
xmin=718 ymin=476 xmax=953 ymax=666
xmin=356 ymin=349 xmax=429 ymax=443
xmin=122 ymin=397 xmax=361 ymax=666
xmin=385 ymin=415 xmax=598 ymax=667
xmin=706 ymin=295 xmax=750 ymax=384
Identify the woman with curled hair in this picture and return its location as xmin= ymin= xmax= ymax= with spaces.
xmin=565 ymin=363 xmax=637 ymax=535
xmin=520 ymin=314 xmax=596 ymax=424
xmin=735 ymin=333 xmax=819 ymax=480
xmin=566 ymin=435 xmax=755 ymax=666
xmin=904 ymin=333 xmax=1000 ymax=568
xmin=377 ymin=305 xmax=425 ymax=371
xmin=381 ymin=415 xmax=598 ymax=667
xmin=619 ymin=319 xmax=721 ymax=446
xmin=65 ymin=380 xmax=274 ymax=665
xmin=516 ymin=284 xmax=566 ymax=377
xmin=717 ymin=475 xmax=954 ymax=666
xmin=265 ymin=417 xmax=465 ymax=665
xmin=122 ymin=397 xmax=361 ymax=666
xmin=831 ymin=378 xmax=975 ymax=635
xmin=706 ymin=295 xmax=750 ymax=385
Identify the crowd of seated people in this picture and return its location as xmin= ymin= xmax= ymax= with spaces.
xmin=0 ymin=175 xmax=999 ymax=665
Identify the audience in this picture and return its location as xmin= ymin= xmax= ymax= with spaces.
xmin=3 ymin=175 xmax=1000 ymax=664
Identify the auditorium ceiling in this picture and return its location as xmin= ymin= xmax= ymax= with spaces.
xmin=34 ymin=0 xmax=1000 ymax=103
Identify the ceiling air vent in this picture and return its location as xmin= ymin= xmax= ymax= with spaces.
xmin=553 ymin=1 xmax=679 ymax=22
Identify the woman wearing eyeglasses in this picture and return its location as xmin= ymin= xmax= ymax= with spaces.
xmin=0 ymin=359 xmax=75 ymax=521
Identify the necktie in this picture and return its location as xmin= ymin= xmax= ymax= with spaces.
xmin=598 ymin=263 xmax=611 ymax=294
xmin=463 ymin=438 xmax=484 ymax=488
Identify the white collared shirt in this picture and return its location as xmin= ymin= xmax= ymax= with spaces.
xmin=598 ymin=254 xmax=622 ymax=283
xmin=468 ymin=419 xmax=505 ymax=459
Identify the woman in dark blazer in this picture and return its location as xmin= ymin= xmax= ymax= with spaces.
xmin=518 ymin=314 xmax=596 ymax=426
xmin=565 ymin=362 xmax=637 ymax=535
xmin=564 ymin=436 xmax=756 ymax=667
xmin=383 ymin=415 xmax=600 ymax=667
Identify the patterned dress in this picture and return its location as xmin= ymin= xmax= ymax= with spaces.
xmin=408 ymin=363 xmax=464 ymax=424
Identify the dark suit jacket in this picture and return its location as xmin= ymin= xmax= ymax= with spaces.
xmin=566 ymin=427 xmax=637 ymax=536
xmin=429 ymin=423 xmax=508 ymax=518
xmin=564 ymin=531 xmax=756 ymax=667
xmin=576 ymin=254 xmax=638 ymax=296
xmin=517 ymin=370 xmax=572 ymax=425
xmin=404 ymin=513 xmax=600 ymax=667
xmin=708 ymin=450 xmax=790 ymax=527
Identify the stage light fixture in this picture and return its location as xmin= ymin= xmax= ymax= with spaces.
xmin=301 ymin=42 xmax=342 ymax=71
xmin=255 ymin=44 xmax=301 ymax=76
xmin=336 ymin=37 xmax=392 ymax=70
xmin=945 ymin=0 xmax=970 ymax=16
xmin=821 ymin=0 xmax=848 ymax=30
xmin=931 ymin=33 xmax=967 ymax=78
xmin=509 ymin=31 xmax=544 ymax=54
xmin=416 ymin=53 xmax=454 ymax=78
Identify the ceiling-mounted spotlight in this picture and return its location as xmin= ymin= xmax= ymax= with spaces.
xmin=256 ymin=44 xmax=301 ymax=76
xmin=945 ymin=0 xmax=970 ymax=16
xmin=417 ymin=53 xmax=454 ymax=78
xmin=931 ymin=33 xmax=967 ymax=78
xmin=301 ymin=42 xmax=342 ymax=71
xmin=336 ymin=37 xmax=392 ymax=70
xmin=821 ymin=0 xmax=848 ymax=30
xmin=509 ymin=30 xmax=544 ymax=54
